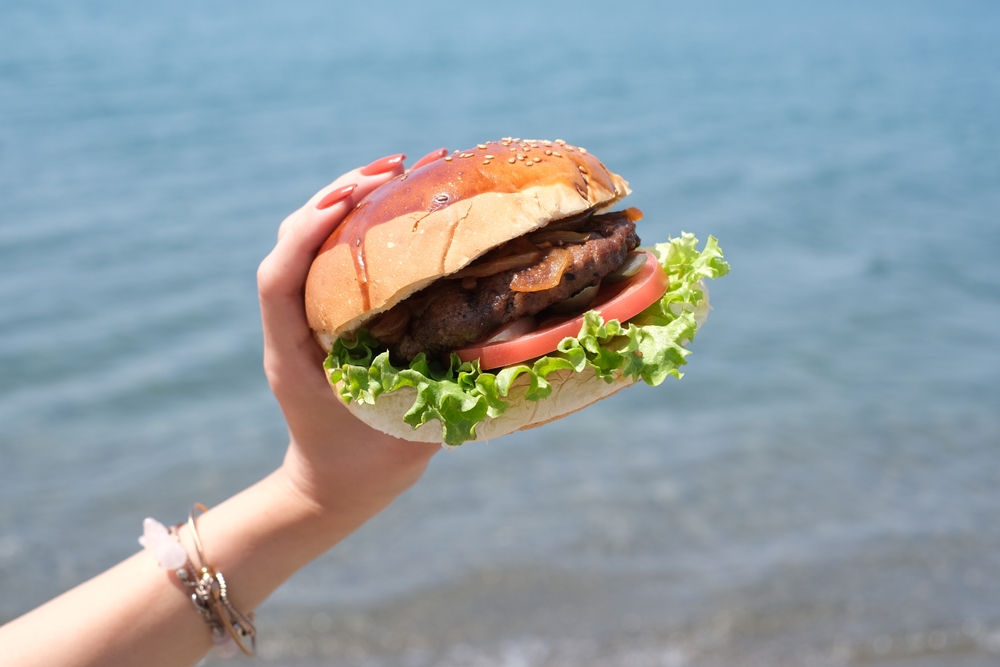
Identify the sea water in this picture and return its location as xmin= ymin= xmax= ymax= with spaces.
xmin=1 ymin=1 xmax=999 ymax=665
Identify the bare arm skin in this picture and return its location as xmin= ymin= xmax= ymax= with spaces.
xmin=0 ymin=158 xmax=441 ymax=667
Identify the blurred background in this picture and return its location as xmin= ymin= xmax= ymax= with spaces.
xmin=2 ymin=1 xmax=999 ymax=665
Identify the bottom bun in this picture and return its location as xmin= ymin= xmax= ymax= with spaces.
xmin=341 ymin=365 xmax=636 ymax=445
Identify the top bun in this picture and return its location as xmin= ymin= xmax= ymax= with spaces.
xmin=305 ymin=139 xmax=630 ymax=350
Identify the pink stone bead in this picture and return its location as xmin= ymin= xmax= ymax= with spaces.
xmin=138 ymin=517 xmax=188 ymax=570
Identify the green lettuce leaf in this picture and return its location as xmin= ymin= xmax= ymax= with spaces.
xmin=324 ymin=233 xmax=729 ymax=446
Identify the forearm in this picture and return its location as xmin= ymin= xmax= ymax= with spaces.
xmin=0 ymin=156 xmax=427 ymax=667
xmin=0 ymin=451 xmax=431 ymax=667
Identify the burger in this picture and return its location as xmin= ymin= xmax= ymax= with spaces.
xmin=305 ymin=138 xmax=728 ymax=446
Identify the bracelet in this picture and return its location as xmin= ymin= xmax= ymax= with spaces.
xmin=140 ymin=504 xmax=257 ymax=658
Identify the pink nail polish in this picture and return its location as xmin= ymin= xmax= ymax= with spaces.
xmin=410 ymin=148 xmax=448 ymax=171
xmin=316 ymin=184 xmax=356 ymax=210
xmin=360 ymin=153 xmax=406 ymax=176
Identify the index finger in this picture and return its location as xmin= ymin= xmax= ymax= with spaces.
xmin=258 ymin=158 xmax=406 ymax=372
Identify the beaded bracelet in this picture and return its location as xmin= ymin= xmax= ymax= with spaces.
xmin=140 ymin=503 xmax=257 ymax=658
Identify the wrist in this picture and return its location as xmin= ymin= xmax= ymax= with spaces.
xmin=280 ymin=426 xmax=439 ymax=517
xmin=174 ymin=470 xmax=344 ymax=616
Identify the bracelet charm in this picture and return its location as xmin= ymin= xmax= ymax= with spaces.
xmin=139 ymin=517 xmax=187 ymax=570
xmin=140 ymin=505 xmax=257 ymax=658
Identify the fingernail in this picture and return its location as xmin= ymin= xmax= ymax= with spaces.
xmin=410 ymin=148 xmax=448 ymax=171
xmin=316 ymin=184 xmax=357 ymax=210
xmin=360 ymin=153 xmax=406 ymax=176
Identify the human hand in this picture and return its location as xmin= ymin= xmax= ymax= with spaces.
xmin=257 ymin=151 xmax=445 ymax=524
xmin=0 ymin=150 xmax=456 ymax=667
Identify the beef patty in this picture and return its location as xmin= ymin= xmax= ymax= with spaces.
xmin=369 ymin=210 xmax=640 ymax=362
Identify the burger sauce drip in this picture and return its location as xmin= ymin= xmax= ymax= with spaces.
xmin=346 ymin=199 xmax=372 ymax=310
xmin=353 ymin=237 xmax=370 ymax=312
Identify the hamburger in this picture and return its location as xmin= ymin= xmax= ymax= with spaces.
xmin=305 ymin=138 xmax=728 ymax=446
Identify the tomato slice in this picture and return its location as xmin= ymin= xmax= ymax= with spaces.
xmin=455 ymin=251 xmax=669 ymax=370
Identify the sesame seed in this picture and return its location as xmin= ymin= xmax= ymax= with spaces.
xmin=552 ymin=151 xmax=562 ymax=157
xmin=478 ymin=144 xmax=487 ymax=149
xmin=525 ymin=161 xmax=533 ymax=166
xmin=483 ymin=160 xmax=490 ymax=165
xmin=543 ymin=141 xmax=552 ymax=146
xmin=508 ymin=157 xmax=516 ymax=163
xmin=485 ymin=154 xmax=494 ymax=159
xmin=545 ymin=150 xmax=552 ymax=155
xmin=444 ymin=156 xmax=453 ymax=161
xmin=533 ymin=157 xmax=541 ymax=163
xmin=509 ymin=147 xmax=517 ymax=152
xmin=578 ymin=165 xmax=587 ymax=172
xmin=513 ymin=138 xmax=521 ymax=142
xmin=579 ymin=147 xmax=588 ymax=154
xmin=517 ymin=154 xmax=525 ymax=160
xmin=555 ymin=139 xmax=566 ymax=145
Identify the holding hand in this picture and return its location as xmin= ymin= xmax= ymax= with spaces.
xmin=0 ymin=150 xmax=451 ymax=667
xmin=258 ymin=152 xmax=442 ymax=519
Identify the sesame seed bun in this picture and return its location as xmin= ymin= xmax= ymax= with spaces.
xmin=305 ymin=139 xmax=630 ymax=349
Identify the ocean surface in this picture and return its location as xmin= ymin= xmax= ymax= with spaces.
xmin=2 ymin=1 xmax=999 ymax=665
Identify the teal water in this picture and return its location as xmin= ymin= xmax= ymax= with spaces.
xmin=2 ymin=1 xmax=999 ymax=665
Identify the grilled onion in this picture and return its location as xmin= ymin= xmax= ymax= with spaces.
xmin=604 ymin=252 xmax=648 ymax=283
xmin=510 ymin=247 xmax=573 ymax=293
xmin=527 ymin=230 xmax=595 ymax=245
xmin=369 ymin=305 xmax=410 ymax=342
xmin=547 ymin=283 xmax=600 ymax=314
xmin=481 ymin=316 xmax=537 ymax=345
xmin=449 ymin=251 xmax=542 ymax=280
